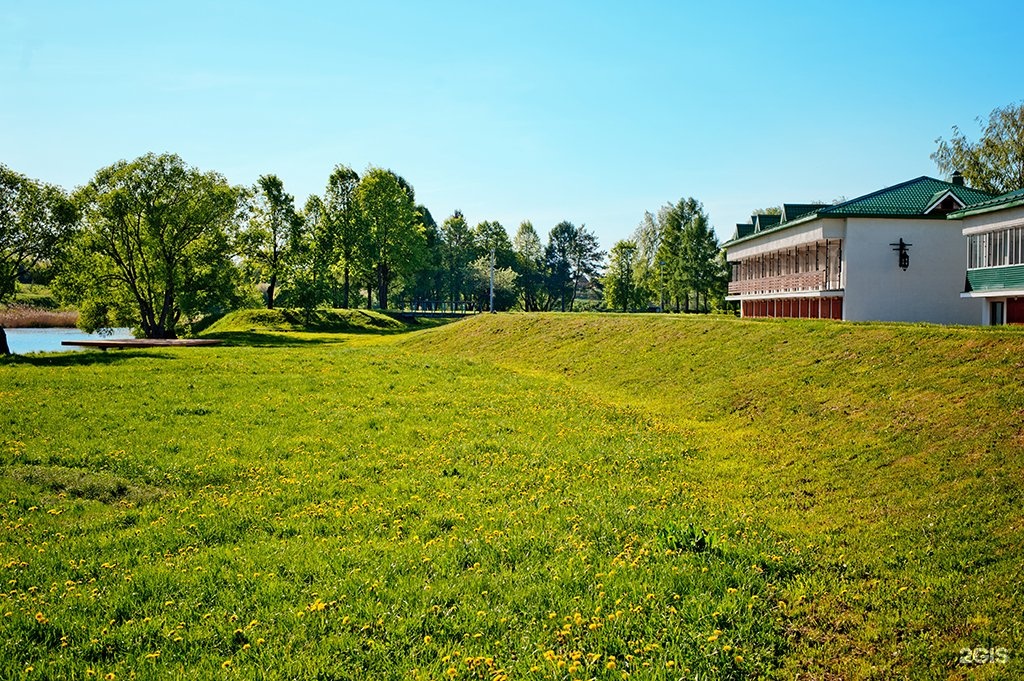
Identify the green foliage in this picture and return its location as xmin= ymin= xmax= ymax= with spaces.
xmin=544 ymin=222 xmax=603 ymax=312
xmin=0 ymin=164 xmax=77 ymax=350
xmin=53 ymin=153 xmax=242 ymax=339
xmin=655 ymin=198 xmax=725 ymax=312
xmin=237 ymin=174 xmax=302 ymax=309
xmin=323 ymin=165 xmax=363 ymax=308
xmin=602 ymin=240 xmax=647 ymax=312
xmin=658 ymin=522 xmax=719 ymax=555
xmin=356 ymin=167 xmax=423 ymax=309
xmin=932 ymin=101 xmax=1024 ymax=194
xmin=441 ymin=210 xmax=474 ymax=303
xmin=512 ymin=221 xmax=545 ymax=311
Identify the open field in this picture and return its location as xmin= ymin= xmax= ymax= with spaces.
xmin=1 ymin=312 xmax=1022 ymax=679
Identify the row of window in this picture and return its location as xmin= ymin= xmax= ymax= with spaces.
xmin=968 ymin=224 xmax=1024 ymax=269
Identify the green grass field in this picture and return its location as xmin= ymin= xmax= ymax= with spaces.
xmin=1 ymin=312 xmax=1021 ymax=679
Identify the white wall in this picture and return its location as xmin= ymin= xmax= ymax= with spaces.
xmin=843 ymin=218 xmax=981 ymax=324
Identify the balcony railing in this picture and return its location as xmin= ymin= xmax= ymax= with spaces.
xmin=728 ymin=269 xmax=836 ymax=296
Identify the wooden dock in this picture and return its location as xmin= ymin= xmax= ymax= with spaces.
xmin=61 ymin=339 xmax=223 ymax=350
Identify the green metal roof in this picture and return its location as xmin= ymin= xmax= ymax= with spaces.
xmin=817 ymin=177 xmax=993 ymax=217
xmin=781 ymin=203 xmax=826 ymax=222
xmin=724 ymin=176 xmax=995 ymax=248
xmin=753 ymin=214 xmax=781 ymax=231
xmin=949 ymin=188 xmax=1024 ymax=219
xmin=733 ymin=223 xmax=755 ymax=240
xmin=965 ymin=264 xmax=1024 ymax=293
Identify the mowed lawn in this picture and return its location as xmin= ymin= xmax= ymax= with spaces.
xmin=1 ymin=312 xmax=1022 ymax=679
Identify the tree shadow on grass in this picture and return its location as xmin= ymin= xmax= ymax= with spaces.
xmin=200 ymin=331 xmax=343 ymax=347
xmin=2 ymin=349 xmax=177 ymax=367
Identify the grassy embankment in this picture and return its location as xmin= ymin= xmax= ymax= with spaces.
xmin=0 ymin=311 xmax=1021 ymax=679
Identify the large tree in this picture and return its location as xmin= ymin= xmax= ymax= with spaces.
xmin=323 ymin=165 xmax=362 ymax=308
xmin=355 ymin=167 xmax=422 ymax=309
xmin=603 ymin=239 xmax=644 ymax=313
xmin=512 ymin=221 xmax=545 ymax=311
xmin=932 ymin=101 xmax=1024 ymax=194
xmin=289 ymin=194 xmax=335 ymax=315
xmin=441 ymin=210 xmax=474 ymax=303
xmin=630 ymin=211 xmax=662 ymax=310
xmin=544 ymin=221 xmax=603 ymax=312
xmin=55 ymin=153 xmax=241 ymax=339
xmin=238 ymin=174 xmax=300 ymax=309
xmin=0 ymin=165 xmax=78 ymax=354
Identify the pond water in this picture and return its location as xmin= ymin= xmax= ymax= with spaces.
xmin=4 ymin=327 xmax=134 ymax=354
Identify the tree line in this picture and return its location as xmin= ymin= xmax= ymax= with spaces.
xmin=0 ymin=152 xmax=741 ymax=348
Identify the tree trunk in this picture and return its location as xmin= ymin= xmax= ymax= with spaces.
xmin=267 ymin=273 xmax=276 ymax=310
xmin=342 ymin=265 xmax=350 ymax=309
xmin=0 ymin=327 xmax=9 ymax=356
xmin=377 ymin=263 xmax=389 ymax=310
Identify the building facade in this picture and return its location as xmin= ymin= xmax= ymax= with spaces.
xmin=724 ymin=176 xmax=992 ymax=324
xmin=955 ymin=189 xmax=1024 ymax=324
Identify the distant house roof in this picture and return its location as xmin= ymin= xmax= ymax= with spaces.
xmin=724 ymin=176 xmax=995 ymax=247
xmin=752 ymin=214 xmax=781 ymax=231
xmin=948 ymin=187 xmax=1024 ymax=218
xmin=781 ymin=203 xmax=826 ymax=222
xmin=732 ymin=223 xmax=755 ymax=240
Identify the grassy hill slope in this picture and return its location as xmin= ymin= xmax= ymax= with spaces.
xmin=406 ymin=313 xmax=1024 ymax=678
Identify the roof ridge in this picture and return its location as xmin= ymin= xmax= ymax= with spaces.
xmin=820 ymin=176 xmax=938 ymax=213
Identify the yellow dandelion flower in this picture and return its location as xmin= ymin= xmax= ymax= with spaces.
xmin=423 ymin=635 xmax=432 ymax=644
xmin=222 ymin=659 xmax=232 ymax=669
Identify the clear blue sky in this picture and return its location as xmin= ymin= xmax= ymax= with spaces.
xmin=2 ymin=1 xmax=1022 ymax=248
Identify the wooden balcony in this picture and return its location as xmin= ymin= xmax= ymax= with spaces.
xmin=728 ymin=269 xmax=835 ymax=296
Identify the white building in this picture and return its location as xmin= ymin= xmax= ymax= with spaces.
xmin=955 ymin=188 xmax=1024 ymax=324
xmin=724 ymin=176 xmax=992 ymax=324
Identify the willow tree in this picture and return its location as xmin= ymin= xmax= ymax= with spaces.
xmin=56 ymin=153 xmax=241 ymax=338
xmin=933 ymin=102 xmax=1024 ymax=194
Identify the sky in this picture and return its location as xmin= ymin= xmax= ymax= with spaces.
xmin=2 ymin=0 xmax=1022 ymax=249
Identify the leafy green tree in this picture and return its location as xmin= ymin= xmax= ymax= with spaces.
xmin=679 ymin=205 xmax=721 ymax=312
xmin=512 ymin=221 xmax=545 ymax=311
xmin=545 ymin=221 xmax=575 ymax=311
xmin=468 ymin=256 xmax=518 ymax=311
xmin=288 ymin=194 xmax=335 ymax=316
xmin=441 ymin=210 xmax=474 ymax=303
xmin=323 ymin=165 xmax=362 ymax=308
xmin=55 ymin=153 xmax=241 ymax=338
xmin=567 ymin=224 xmax=604 ymax=311
xmin=0 ymin=165 xmax=78 ymax=354
xmin=603 ymin=239 xmax=645 ymax=312
xmin=406 ymin=204 xmax=444 ymax=304
xmin=238 ymin=174 xmax=301 ymax=309
xmin=932 ymin=101 xmax=1024 ymax=194
xmin=355 ymin=167 xmax=422 ymax=309
xmin=544 ymin=221 xmax=604 ymax=312
xmin=655 ymin=200 xmax=688 ymax=311
xmin=631 ymin=211 xmax=661 ymax=310
xmin=473 ymin=220 xmax=514 ymax=267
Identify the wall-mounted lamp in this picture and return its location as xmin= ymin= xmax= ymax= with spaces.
xmin=890 ymin=238 xmax=911 ymax=271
